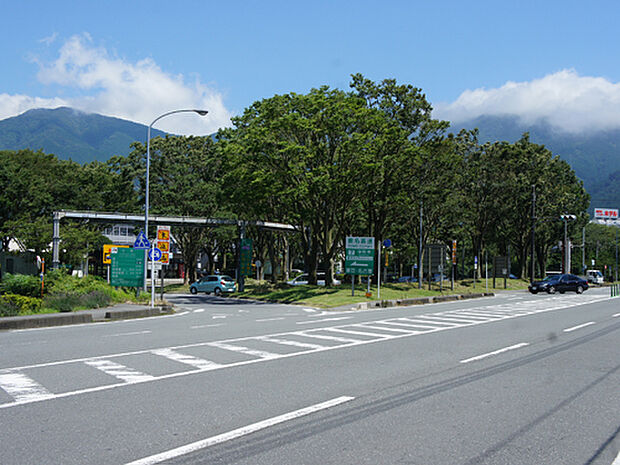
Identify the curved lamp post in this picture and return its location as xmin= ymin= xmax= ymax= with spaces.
xmin=144 ymin=109 xmax=209 ymax=303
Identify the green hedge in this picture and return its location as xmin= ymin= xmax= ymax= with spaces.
xmin=0 ymin=274 xmax=41 ymax=298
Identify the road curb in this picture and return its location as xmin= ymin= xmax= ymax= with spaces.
xmin=0 ymin=305 xmax=175 ymax=330
xmin=352 ymin=292 xmax=494 ymax=310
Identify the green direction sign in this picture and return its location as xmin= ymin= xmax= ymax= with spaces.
xmin=111 ymin=248 xmax=144 ymax=287
xmin=239 ymin=238 xmax=253 ymax=277
xmin=345 ymin=236 xmax=375 ymax=275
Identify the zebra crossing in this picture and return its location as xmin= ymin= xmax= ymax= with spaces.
xmin=0 ymin=292 xmax=608 ymax=409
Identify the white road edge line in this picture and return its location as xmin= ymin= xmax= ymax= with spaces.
xmin=124 ymin=395 xmax=355 ymax=465
xmin=613 ymin=313 xmax=620 ymax=318
xmin=563 ymin=321 xmax=596 ymax=332
xmin=612 ymin=450 xmax=620 ymax=465
xmin=460 ymin=343 xmax=530 ymax=364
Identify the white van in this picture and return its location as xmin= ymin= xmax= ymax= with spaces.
xmin=586 ymin=269 xmax=604 ymax=284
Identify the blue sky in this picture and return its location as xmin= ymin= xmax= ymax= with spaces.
xmin=2 ymin=0 xmax=620 ymax=134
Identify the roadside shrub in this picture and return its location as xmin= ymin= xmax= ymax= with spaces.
xmin=43 ymin=293 xmax=82 ymax=312
xmin=0 ymin=273 xmax=41 ymax=298
xmin=1 ymin=294 xmax=42 ymax=314
xmin=0 ymin=296 xmax=20 ymax=317
xmin=80 ymin=290 xmax=111 ymax=309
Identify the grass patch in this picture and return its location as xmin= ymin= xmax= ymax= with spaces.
xmin=236 ymin=278 xmax=530 ymax=308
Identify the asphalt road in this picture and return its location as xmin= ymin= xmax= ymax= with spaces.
xmin=0 ymin=288 xmax=618 ymax=464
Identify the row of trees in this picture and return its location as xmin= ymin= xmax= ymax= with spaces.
xmin=0 ymin=75 xmax=595 ymax=284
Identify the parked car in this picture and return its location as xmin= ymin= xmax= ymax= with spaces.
xmin=586 ymin=269 xmax=604 ymax=284
xmin=528 ymin=273 xmax=588 ymax=294
xmin=287 ymin=273 xmax=341 ymax=286
xmin=189 ymin=275 xmax=236 ymax=296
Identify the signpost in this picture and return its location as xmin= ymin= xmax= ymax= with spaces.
xmin=345 ymin=237 xmax=375 ymax=296
xmin=240 ymin=238 xmax=253 ymax=277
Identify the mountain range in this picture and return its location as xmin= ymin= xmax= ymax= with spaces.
xmin=450 ymin=115 xmax=620 ymax=210
xmin=0 ymin=107 xmax=618 ymax=209
xmin=0 ymin=107 xmax=165 ymax=164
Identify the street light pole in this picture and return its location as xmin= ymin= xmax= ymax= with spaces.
xmin=560 ymin=214 xmax=576 ymax=274
xmin=144 ymin=109 xmax=209 ymax=300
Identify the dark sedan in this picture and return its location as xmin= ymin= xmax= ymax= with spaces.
xmin=528 ymin=273 xmax=588 ymax=294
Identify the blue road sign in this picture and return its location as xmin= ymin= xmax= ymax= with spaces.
xmin=134 ymin=231 xmax=150 ymax=249
xmin=383 ymin=239 xmax=392 ymax=248
xmin=149 ymin=247 xmax=162 ymax=262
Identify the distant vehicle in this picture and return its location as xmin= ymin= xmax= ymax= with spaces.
xmin=528 ymin=273 xmax=588 ymax=294
xmin=397 ymin=276 xmax=418 ymax=283
xmin=586 ymin=269 xmax=604 ymax=284
xmin=287 ymin=273 xmax=341 ymax=286
xmin=189 ymin=275 xmax=236 ymax=296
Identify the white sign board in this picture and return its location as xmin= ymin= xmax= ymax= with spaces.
xmin=594 ymin=208 xmax=618 ymax=219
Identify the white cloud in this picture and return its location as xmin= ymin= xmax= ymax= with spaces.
xmin=0 ymin=94 xmax=67 ymax=120
xmin=3 ymin=34 xmax=232 ymax=135
xmin=435 ymin=69 xmax=620 ymax=133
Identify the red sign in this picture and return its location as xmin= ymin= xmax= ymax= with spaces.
xmin=594 ymin=208 xmax=618 ymax=219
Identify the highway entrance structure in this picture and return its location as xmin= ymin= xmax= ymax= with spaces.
xmin=52 ymin=210 xmax=296 ymax=291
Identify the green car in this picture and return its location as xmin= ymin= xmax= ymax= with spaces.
xmin=189 ymin=275 xmax=236 ymax=296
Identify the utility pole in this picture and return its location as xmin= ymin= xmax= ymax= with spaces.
xmin=418 ymin=201 xmax=423 ymax=289
xmin=531 ymin=185 xmax=536 ymax=282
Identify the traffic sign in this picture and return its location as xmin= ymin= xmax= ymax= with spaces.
xmin=383 ymin=239 xmax=392 ymax=248
xmin=156 ymin=225 xmax=171 ymax=265
xmin=111 ymin=248 xmax=144 ymax=287
xmin=345 ymin=236 xmax=375 ymax=275
xmin=134 ymin=231 xmax=150 ymax=249
xmin=149 ymin=247 xmax=162 ymax=262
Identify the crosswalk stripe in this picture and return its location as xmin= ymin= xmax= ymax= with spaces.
xmin=297 ymin=332 xmax=362 ymax=343
xmin=256 ymin=336 xmax=326 ymax=350
xmin=85 ymin=359 xmax=156 ymax=383
xmin=324 ymin=328 xmax=392 ymax=338
xmin=151 ymin=348 xmax=223 ymax=370
xmin=445 ymin=312 xmax=497 ymax=320
xmin=355 ymin=324 xmax=418 ymax=334
xmin=208 ymin=342 xmax=280 ymax=359
xmin=0 ymin=372 xmax=54 ymax=403
xmin=396 ymin=317 xmax=461 ymax=327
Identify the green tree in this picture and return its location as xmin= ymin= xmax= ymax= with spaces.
xmin=222 ymin=87 xmax=378 ymax=285
xmin=127 ymin=135 xmax=230 ymax=283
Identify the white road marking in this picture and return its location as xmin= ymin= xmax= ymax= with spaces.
xmin=611 ymin=450 xmax=620 ymax=465
xmin=354 ymin=324 xmax=416 ymax=334
xmin=297 ymin=332 xmax=361 ymax=343
xmin=0 ymin=373 xmax=54 ymax=403
xmin=212 ymin=315 xmax=227 ymax=319
xmin=190 ymin=324 xmax=224 ymax=329
xmin=85 ymin=360 xmax=156 ymax=383
xmin=124 ymin=396 xmax=355 ymax=465
xmin=460 ymin=343 xmax=530 ymax=364
xmin=0 ymin=293 xmax=611 ymax=409
xmin=208 ymin=341 xmax=279 ymax=359
xmin=296 ymin=317 xmax=352 ymax=325
xmin=193 ymin=309 xmax=205 ymax=313
xmin=256 ymin=336 xmax=326 ymax=350
xmin=302 ymin=308 xmax=317 ymax=313
xmin=102 ymin=331 xmax=152 ymax=338
xmin=256 ymin=318 xmax=285 ymax=322
xmin=613 ymin=313 xmax=620 ymax=318
xmin=151 ymin=349 xmax=223 ymax=370
xmin=563 ymin=321 xmax=596 ymax=332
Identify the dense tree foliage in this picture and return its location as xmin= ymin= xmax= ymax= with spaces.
xmin=0 ymin=76 xmax=596 ymax=282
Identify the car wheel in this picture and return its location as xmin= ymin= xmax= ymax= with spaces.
xmin=214 ymin=287 xmax=222 ymax=297
xmin=576 ymin=285 xmax=584 ymax=294
xmin=559 ymin=290 xmax=565 ymax=294
xmin=547 ymin=286 xmax=556 ymax=294
xmin=190 ymin=287 xmax=197 ymax=295
xmin=529 ymin=290 xmax=538 ymax=294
